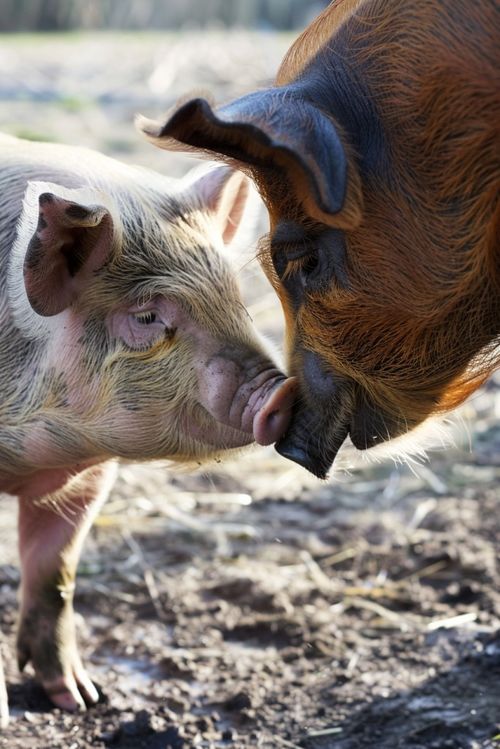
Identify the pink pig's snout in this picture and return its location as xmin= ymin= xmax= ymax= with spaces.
xmin=197 ymin=347 xmax=297 ymax=448
xmin=253 ymin=376 xmax=298 ymax=446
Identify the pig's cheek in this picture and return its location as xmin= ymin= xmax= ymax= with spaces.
xmin=43 ymin=313 xmax=99 ymax=408
xmin=44 ymin=311 xmax=86 ymax=364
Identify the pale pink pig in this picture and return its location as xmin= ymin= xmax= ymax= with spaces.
xmin=0 ymin=133 xmax=296 ymax=723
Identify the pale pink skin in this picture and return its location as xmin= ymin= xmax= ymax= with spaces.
xmin=0 ymin=141 xmax=298 ymax=716
xmin=2 ymin=301 xmax=296 ymax=714
xmin=0 ymin=298 xmax=295 ymax=711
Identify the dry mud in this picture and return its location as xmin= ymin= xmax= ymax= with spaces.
xmin=0 ymin=32 xmax=498 ymax=749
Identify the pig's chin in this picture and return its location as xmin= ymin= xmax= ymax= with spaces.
xmin=179 ymin=376 xmax=297 ymax=456
xmin=180 ymin=407 xmax=255 ymax=454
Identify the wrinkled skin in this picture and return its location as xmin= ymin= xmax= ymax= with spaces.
xmin=0 ymin=133 xmax=296 ymax=718
xmin=140 ymin=0 xmax=500 ymax=478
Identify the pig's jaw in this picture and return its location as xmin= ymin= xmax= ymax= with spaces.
xmin=0 ymin=374 xmax=296 ymax=479
xmin=178 ymin=412 xmax=255 ymax=454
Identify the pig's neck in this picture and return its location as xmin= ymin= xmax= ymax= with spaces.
xmin=0 ymin=326 xmax=109 ymax=480
xmin=0 ymin=393 xmax=106 ymax=483
xmin=0 ymin=160 xmax=102 ymax=480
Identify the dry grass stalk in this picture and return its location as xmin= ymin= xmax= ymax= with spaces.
xmin=0 ymin=647 xmax=8 ymax=730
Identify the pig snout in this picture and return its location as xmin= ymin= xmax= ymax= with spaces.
xmin=276 ymin=408 xmax=349 ymax=480
xmin=252 ymin=376 xmax=298 ymax=446
xmin=275 ymin=349 xmax=352 ymax=479
xmin=199 ymin=348 xmax=297 ymax=446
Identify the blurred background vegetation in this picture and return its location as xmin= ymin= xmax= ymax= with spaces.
xmin=0 ymin=0 xmax=328 ymax=32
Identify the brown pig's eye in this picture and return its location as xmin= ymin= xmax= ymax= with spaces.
xmin=300 ymin=253 xmax=319 ymax=279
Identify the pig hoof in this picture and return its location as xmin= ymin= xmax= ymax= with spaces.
xmin=17 ymin=607 xmax=100 ymax=712
xmin=21 ymin=656 xmax=100 ymax=712
xmin=42 ymin=666 xmax=100 ymax=711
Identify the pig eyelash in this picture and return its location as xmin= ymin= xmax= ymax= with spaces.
xmin=130 ymin=311 xmax=177 ymax=343
xmin=133 ymin=311 xmax=157 ymax=325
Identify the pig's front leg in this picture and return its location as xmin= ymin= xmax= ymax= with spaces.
xmin=16 ymin=461 xmax=117 ymax=711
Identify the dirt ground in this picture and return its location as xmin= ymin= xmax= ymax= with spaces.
xmin=0 ymin=33 xmax=499 ymax=749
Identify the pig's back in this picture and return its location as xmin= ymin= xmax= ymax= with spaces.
xmin=0 ymin=139 xmax=91 ymax=269
xmin=0 ymin=135 xmax=176 ymax=288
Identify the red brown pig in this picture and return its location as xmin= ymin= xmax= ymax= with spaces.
xmin=0 ymin=133 xmax=296 ymax=720
xmin=140 ymin=0 xmax=500 ymax=478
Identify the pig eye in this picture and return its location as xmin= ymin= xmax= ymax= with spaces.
xmin=131 ymin=310 xmax=176 ymax=342
xmin=300 ymin=253 xmax=320 ymax=282
xmin=133 ymin=311 xmax=157 ymax=325
xmin=281 ymin=229 xmax=349 ymax=296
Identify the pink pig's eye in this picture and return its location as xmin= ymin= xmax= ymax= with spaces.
xmin=130 ymin=309 xmax=177 ymax=344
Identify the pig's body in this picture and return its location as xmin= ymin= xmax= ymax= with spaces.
xmin=0 ymin=134 xmax=295 ymax=721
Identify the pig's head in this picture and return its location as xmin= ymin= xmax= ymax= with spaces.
xmin=8 ymin=164 xmax=296 ymax=467
xmin=138 ymin=75 xmax=500 ymax=477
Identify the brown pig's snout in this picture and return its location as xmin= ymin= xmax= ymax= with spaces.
xmin=275 ymin=349 xmax=352 ymax=479
xmin=275 ymin=349 xmax=408 ymax=478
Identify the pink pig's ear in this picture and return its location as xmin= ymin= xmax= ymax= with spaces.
xmin=183 ymin=165 xmax=249 ymax=245
xmin=23 ymin=190 xmax=115 ymax=316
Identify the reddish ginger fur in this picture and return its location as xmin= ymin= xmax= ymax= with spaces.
xmin=256 ymin=0 xmax=500 ymax=426
xmin=142 ymin=0 xmax=500 ymax=438
xmin=276 ymin=0 xmax=361 ymax=86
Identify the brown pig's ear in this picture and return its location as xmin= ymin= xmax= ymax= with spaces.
xmin=138 ymin=88 xmax=348 ymax=222
xmin=180 ymin=164 xmax=250 ymax=245
xmin=22 ymin=186 xmax=115 ymax=316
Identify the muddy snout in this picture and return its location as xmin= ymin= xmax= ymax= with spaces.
xmin=276 ymin=410 xmax=349 ymax=480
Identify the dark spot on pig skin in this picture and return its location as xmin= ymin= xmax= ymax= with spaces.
xmin=121 ymin=398 xmax=142 ymax=412
xmin=37 ymin=215 xmax=48 ymax=231
xmin=0 ymin=440 xmax=26 ymax=468
xmin=24 ymin=235 xmax=45 ymax=270
xmin=65 ymin=204 xmax=91 ymax=220
xmin=61 ymin=239 xmax=86 ymax=277
xmin=38 ymin=193 xmax=54 ymax=205
xmin=40 ymin=418 xmax=86 ymax=459
xmin=48 ymin=373 xmax=69 ymax=405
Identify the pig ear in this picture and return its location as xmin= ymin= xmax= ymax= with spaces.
xmin=181 ymin=165 xmax=249 ymax=245
xmin=138 ymin=88 xmax=348 ymax=223
xmin=23 ymin=189 xmax=115 ymax=316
